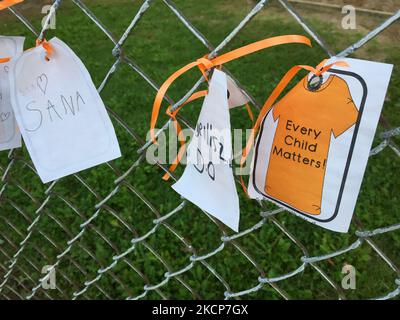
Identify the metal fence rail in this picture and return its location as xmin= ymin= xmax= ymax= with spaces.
xmin=0 ymin=0 xmax=399 ymax=300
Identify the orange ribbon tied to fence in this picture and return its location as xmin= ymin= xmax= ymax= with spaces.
xmin=0 ymin=0 xmax=24 ymax=10
xmin=150 ymin=35 xmax=313 ymax=145
xmin=149 ymin=35 xmax=313 ymax=180
xmin=36 ymin=38 xmax=54 ymax=61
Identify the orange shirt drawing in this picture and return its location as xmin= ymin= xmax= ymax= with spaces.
xmin=264 ymin=75 xmax=358 ymax=215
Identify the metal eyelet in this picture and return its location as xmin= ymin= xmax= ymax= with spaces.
xmin=307 ymin=74 xmax=323 ymax=92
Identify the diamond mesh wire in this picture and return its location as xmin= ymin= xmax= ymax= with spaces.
xmin=0 ymin=0 xmax=399 ymax=300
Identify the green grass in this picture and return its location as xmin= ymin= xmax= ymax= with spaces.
xmin=0 ymin=0 xmax=399 ymax=300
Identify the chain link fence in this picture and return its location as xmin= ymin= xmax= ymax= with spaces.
xmin=0 ymin=0 xmax=399 ymax=300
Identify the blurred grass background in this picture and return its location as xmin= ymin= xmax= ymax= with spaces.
xmin=0 ymin=0 xmax=399 ymax=299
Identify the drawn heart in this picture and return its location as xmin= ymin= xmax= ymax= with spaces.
xmin=0 ymin=112 xmax=10 ymax=122
xmin=37 ymin=73 xmax=48 ymax=95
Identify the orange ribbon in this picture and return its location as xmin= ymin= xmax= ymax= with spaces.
xmin=150 ymin=35 xmax=313 ymax=145
xmin=0 ymin=58 xmax=11 ymax=63
xmin=36 ymin=39 xmax=54 ymax=60
xmin=0 ymin=0 xmax=23 ymax=10
xmin=238 ymin=60 xmax=349 ymax=194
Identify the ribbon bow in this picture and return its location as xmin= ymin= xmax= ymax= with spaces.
xmin=149 ymin=35 xmax=313 ymax=145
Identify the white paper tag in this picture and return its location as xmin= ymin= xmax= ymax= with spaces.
xmin=248 ymin=57 xmax=393 ymax=233
xmin=172 ymin=69 xmax=240 ymax=232
xmin=9 ymin=37 xmax=121 ymax=183
xmin=227 ymin=75 xmax=249 ymax=108
xmin=0 ymin=36 xmax=24 ymax=151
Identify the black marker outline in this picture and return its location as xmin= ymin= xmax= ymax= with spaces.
xmin=251 ymin=68 xmax=368 ymax=223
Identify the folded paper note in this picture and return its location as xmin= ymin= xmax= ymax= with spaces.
xmin=172 ymin=69 xmax=240 ymax=231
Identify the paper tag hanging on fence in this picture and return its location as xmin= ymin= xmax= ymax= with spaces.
xmin=9 ymin=37 xmax=121 ymax=183
xmin=0 ymin=36 xmax=24 ymax=151
xmin=248 ymin=58 xmax=393 ymax=232
xmin=172 ymin=69 xmax=240 ymax=231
